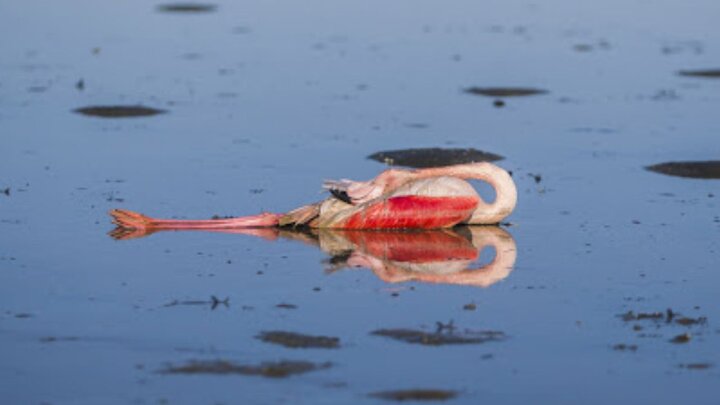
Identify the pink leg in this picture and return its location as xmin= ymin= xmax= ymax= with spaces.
xmin=110 ymin=209 xmax=280 ymax=231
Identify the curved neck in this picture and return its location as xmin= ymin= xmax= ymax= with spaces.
xmin=416 ymin=163 xmax=517 ymax=224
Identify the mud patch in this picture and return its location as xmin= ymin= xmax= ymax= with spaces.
xmin=679 ymin=363 xmax=713 ymax=370
xmin=646 ymin=161 xmax=720 ymax=179
xmin=256 ymin=331 xmax=340 ymax=349
xmin=463 ymin=87 xmax=548 ymax=97
xmin=74 ymin=105 xmax=167 ymax=118
xmin=157 ymin=3 xmax=217 ymax=13
xmin=369 ymin=389 xmax=458 ymax=401
xmin=677 ymin=69 xmax=720 ymax=78
xmin=368 ymin=148 xmax=503 ymax=168
xmin=371 ymin=328 xmax=505 ymax=346
xmin=160 ymin=360 xmax=331 ymax=378
xmin=39 ymin=336 xmax=80 ymax=343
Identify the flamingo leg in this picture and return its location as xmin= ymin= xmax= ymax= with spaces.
xmin=110 ymin=209 xmax=280 ymax=231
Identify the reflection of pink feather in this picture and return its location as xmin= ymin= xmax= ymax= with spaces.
xmin=110 ymin=162 xmax=517 ymax=231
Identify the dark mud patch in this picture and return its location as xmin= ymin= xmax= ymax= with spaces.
xmin=160 ymin=360 xmax=331 ymax=378
xmin=612 ymin=343 xmax=638 ymax=352
xmin=157 ymin=3 xmax=217 ymax=13
xmin=368 ymin=148 xmax=503 ymax=168
xmin=256 ymin=331 xmax=340 ymax=349
xmin=646 ymin=161 xmax=720 ymax=179
xmin=371 ymin=328 xmax=505 ymax=346
xmin=73 ymin=105 xmax=167 ymax=118
xmin=39 ymin=336 xmax=81 ymax=343
xmin=464 ymin=87 xmax=548 ymax=97
xmin=679 ymin=363 xmax=713 ymax=370
xmin=677 ymin=69 xmax=720 ymax=78
xmin=670 ymin=333 xmax=692 ymax=344
xmin=370 ymin=389 xmax=459 ymax=401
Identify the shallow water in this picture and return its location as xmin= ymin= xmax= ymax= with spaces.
xmin=1 ymin=0 xmax=719 ymax=404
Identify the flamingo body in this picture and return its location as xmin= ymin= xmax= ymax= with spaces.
xmin=110 ymin=162 xmax=517 ymax=232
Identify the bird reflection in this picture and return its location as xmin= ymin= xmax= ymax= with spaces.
xmin=110 ymin=225 xmax=516 ymax=288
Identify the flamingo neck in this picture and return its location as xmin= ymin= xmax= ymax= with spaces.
xmin=417 ymin=163 xmax=517 ymax=224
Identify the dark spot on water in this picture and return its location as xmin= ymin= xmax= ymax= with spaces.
xmin=14 ymin=313 xmax=33 ymax=319
xmin=462 ymin=303 xmax=476 ymax=311
xmin=40 ymin=336 xmax=81 ymax=343
xmin=612 ymin=343 xmax=638 ymax=352
xmin=276 ymin=303 xmax=297 ymax=309
xmin=677 ymin=69 xmax=720 ymax=78
xmin=620 ymin=311 xmax=664 ymax=322
xmin=646 ymin=161 xmax=720 ymax=179
xmin=371 ymin=328 xmax=505 ymax=346
xmin=75 ymin=79 xmax=84 ymax=91
xmin=679 ymin=363 xmax=713 ymax=370
xmin=493 ymin=99 xmax=505 ymax=108
xmin=256 ymin=331 xmax=340 ymax=349
xmin=74 ymin=105 xmax=167 ymax=118
xmin=160 ymin=360 xmax=331 ymax=378
xmin=675 ymin=316 xmax=707 ymax=326
xmin=464 ymin=87 xmax=548 ymax=97
xmin=157 ymin=3 xmax=217 ymax=13
xmin=369 ymin=389 xmax=458 ymax=401
xmin=368 ymin=148 xmax=503 ymax=168
xmin=670 ymin=333 xmax=692 ymax=344
xmin=2 ymin=187 xmax=10 ymax=196
xmin=573 ymin=44 xmax=594 ymax=52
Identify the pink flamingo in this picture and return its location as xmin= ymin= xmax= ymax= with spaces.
xmin=110 ymin=162 xmax=517 ymax=231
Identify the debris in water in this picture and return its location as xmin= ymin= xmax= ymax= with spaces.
xmin=670 ymin=333 xmax=692 ymax=344
xmin=74 ymin=105 xmax=167 ymax=118
xmin=39 ymin=336 xmax=81 ymax=343
xmin=256 ymin=331 xmax=340 ymax=349
xmin=160 ymin=360 xmax=331 ymax=378
xmin=369 ymin=389 xmax=459 ymax=401
xmin=678 ymin=363 xmax=713 ymax=370
xmin=368 ymin=148 xmax=503 ymax=168
xmin=675 ymin=316 xmax=707 ymax=326
xmin=275 ymin=303 xmax=298 ymax=310
xmin=75 ymin=79 xmax=84 ymax=91
xmin=612 ymin=344 xmax=638 ymax=352
xmin=677 ymin=69 xmax=720 ymax=78
xmin=157 ymin=3 xmax=217 ymax=13
xmin=163 ymin=296 xmax=229 ymax=310
xmin=462 ymin=303 xmax=477 ymax=311
xmin=371 ymin=327 xmax=505 ymax=346
xmin=464 ymin=87 xmax=548 ymax=97
xmin=620 ymin=311 xmax=664 ymax=322
xmin=646 ymin=161 xmax=720 ymax=179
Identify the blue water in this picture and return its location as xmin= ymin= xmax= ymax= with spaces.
xmin=1 ymin=0 xmax=719 ymax=403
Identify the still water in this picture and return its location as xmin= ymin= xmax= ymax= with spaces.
xmin=1 ymin=0 xmax=719 ymax=403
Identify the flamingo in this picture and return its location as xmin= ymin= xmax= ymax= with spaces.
xmin=110 ymin=162 xmax=517 ymax=231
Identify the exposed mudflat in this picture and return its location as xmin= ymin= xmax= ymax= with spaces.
xmin=646 ymin=161 xmax=720 ymax=179
xmin=257 ymin=331 xmax=341 ymax=349
xmin=369 ymin=389 xmax=459 ymax=401
xmin=368 ymin=148 xmax=504 ymax=168
xmin=463 ymin=87 xmax=548 ymax=97
xmin=156 ymin=3 xmax=217 ymax=13
xmin=160 ymin=360 xmax=331 ymax=378
xmin=677 ymin=69 xmax=720 ymax=78
xmin=73 ymin=105 xmax=167 ymax=118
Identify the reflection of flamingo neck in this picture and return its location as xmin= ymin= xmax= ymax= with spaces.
xmin=418 ymin=163 xmax=517 ymax=224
